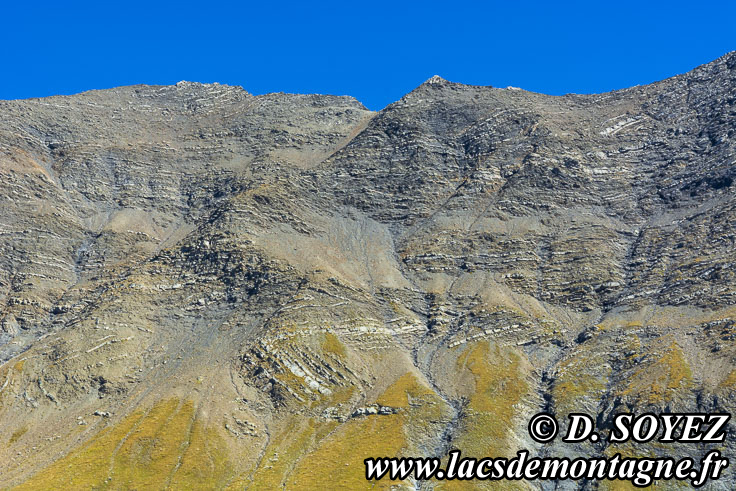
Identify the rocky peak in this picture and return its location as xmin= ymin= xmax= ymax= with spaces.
xmin=425 ymin=74 xmax=447 ymax=85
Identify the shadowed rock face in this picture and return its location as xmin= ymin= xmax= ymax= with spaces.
xmin=0 ymin=53 xmax=734 ymax=488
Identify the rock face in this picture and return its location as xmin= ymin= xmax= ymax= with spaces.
xmin=0 ymin=53 xmax=735 ymax=488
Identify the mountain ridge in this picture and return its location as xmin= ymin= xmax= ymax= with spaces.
xmin=0 ymin=52 xmax=735 ymax=489
xmin=4 ymin=50 xmax=734 ymax=111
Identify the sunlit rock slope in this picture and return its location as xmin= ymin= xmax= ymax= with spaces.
xmin=1 ymin=53 xmax=735 ymax=489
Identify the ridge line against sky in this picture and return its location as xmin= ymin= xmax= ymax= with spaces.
xmin=1 ymin=1 xmax=735 ymax=111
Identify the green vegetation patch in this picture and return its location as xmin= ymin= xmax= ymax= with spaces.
xmin=437 ymin=341 xmax=529 ymax=491
xmin=16 ymin=398 xmax=234 ymax=490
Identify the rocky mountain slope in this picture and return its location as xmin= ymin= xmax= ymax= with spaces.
xmin=0 ymin=52 xmax=735 ymax=489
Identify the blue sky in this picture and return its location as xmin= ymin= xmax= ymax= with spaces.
xmin=1 ymin=1 xmax=734 ymax=110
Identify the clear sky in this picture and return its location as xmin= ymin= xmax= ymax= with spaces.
xmin=2 ymin=1 xmax=734 ymax=110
